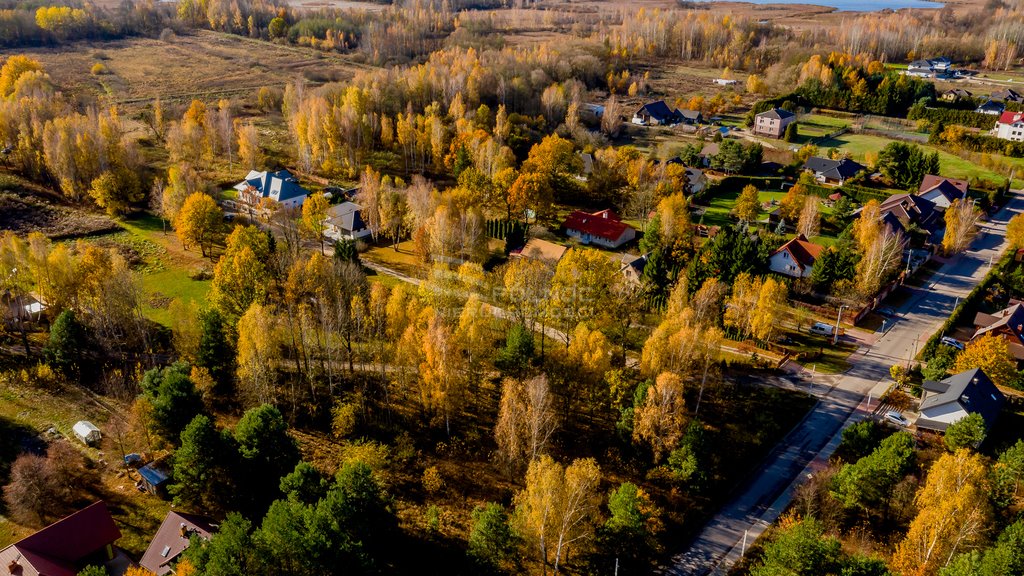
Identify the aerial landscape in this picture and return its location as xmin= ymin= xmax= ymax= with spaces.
xmin=2 ymin=0 xmax=1024 ymax=574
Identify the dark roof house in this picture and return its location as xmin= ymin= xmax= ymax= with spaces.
xmin=976 ymin=100 xmax=1006 ymax=115
xmin=0 ymin=502 xmax=127 ymax=576
xmin=972 ymin=303 xmax=1024 ymax=361
xmin=233 ymin=168 xmax=310 ymax=208
xmin=917 ymin=368 xmax=1006 ymax=432
xmin=804 ymin=157 xmax=867 ymax=184
xmin=140 ymin=511 xmax=218 ymax=576
xmin=861 ymin=193 xmax=940 ymax=235
xmin=138 ymin=460 xmax=172 ymax=496
xmin=991 ymin=88 xmax=1022 ymax=102
xmin=917 ymin=175 xmax=969 ymax=209
xmin=632 ymin=101 xmax=682 ymax=126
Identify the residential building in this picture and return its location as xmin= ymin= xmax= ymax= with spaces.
xmin=685 ymin=167 xmax=707 ymax=196
xmin=563 ymin=209 xmax=636 ymax=249
xmin=233 ymin=168 xmax=309 ymax=209
xmin=618 ymin=253 xmax=648 ymax=286
xmin=991 ymin=88 xmax=1022 ymax=102
xmin=976 ymin=100 xmax=1006 ymax=116
xmin=941 ymin=88 xmax=973 ymax=102
xmin=514 ymin=238 xmax=568 ymax=263
xmin=803 ymin=157 xmax=867 ymax=185
xmin=768 ymin=234 xmax=823 ymax=278
xmin=917 ymin=174 xmax=969 ymax=210
xmin=325 ymin=201 xmax=372 ymax=241
xmin=972 ymin=302 xmax=1024 ymax=362
xmin=140 ymin=511 xmax=218 ymax=576
xmin=996 ymin=111 xmax=1024 ymax=142
xmin=907 ymin=57 xmax=952 ymax=77
xmin=678 ymin=109 xmax=703 ymax=124
xmin=0 ymin=501 xmax=130 ymax=576
xmin=631 ymin=101 xmax=682 ymax=126
xmin=917 ymin=368 xmax=1006 ymax=432
xmin=858 ymin=192 xmax=940 ymax=235
xmin=753 ymin=108 xmax=795 ymax=138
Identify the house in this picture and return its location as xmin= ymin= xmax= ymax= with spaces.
xmin=768 ymin=234 xmax=823 ymax=278
xmin=579 ymin=152 xmax=594 ymax=177
xmin=138 ymin=459 xmax=172 ymax=497
xmin=631 ymin=101 xmax=682 ymax=126
xmin=325 ymin=201 xmax=372 ymax=241
xmin=0 ymin=502 xmax=129 ymax=576
xmin=972 ymin=302 xmax=1024 ymax=362
xmin=563 ymin=209 xmax=636 ymax=249
xmin=916 ymin=368 xmax=1006 ymax=433
xmin=713 ymin=78 xmax=738 ymax=86
xmin=753 ymin=108 xmax=795 ymax=138
xmin=907 ymin=57 xmax=952 ymax=77
xmin=233 ymin=169 xmax=309 ymax=209
xmin=990 ymin=88 xmax=1022 ymax=102
xmin=140 ymin=511 xmax=218 ymax=575
xmin=619 ymin=253 xmax=648 ymax=286
xmin=858 ymin=192 xmax=940 ymax=235
xmin=678 ymin=109 xmax=703 ymax=124
xmin=698 ymin=142 xmax=719 ymax=167
xmin=996 ymin=111 xmax=1024 ymax=142
xmin=685 ymin=167 xmax=707 ymax=196
xmin=975 ymin=100 xmax=1006 ymax=116
xmin=514 ymin=238 xmax=568 ymax=264
xmin=917 ymin=175 xmax=969 ymax=210
xmin=803 ymin=157 xmax=867 ymax=185
xmin=941 ymin=88 xmax=973 ymax=102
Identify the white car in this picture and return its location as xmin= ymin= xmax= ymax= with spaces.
xmin=884 ymin=411 xmax=910 ymax=427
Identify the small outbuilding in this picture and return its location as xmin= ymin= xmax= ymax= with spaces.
xmin=138 ymin=460 xmax=172 ymax=497
xmin=73 ymin=421 xmax=102 ymax=446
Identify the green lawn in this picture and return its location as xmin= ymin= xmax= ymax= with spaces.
xmin=814 ymin=132 xmax=1021 ymax=186
xmin=116 ymin=214 xmax=214 ymax=325
xmin=699 ymin=187 xmax=835 ymax=231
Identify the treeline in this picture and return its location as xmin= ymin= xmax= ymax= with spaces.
xmin=929 ymin=122 xmax=1024 ymax=159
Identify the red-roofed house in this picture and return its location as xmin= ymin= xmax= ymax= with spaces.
xmin=563 ymin=209 xmax=636 ymax=249
xmin=972 ymin=302 xmax=1024 ymax=362
xmin=140 ymin=511 xmax=218 ymax=575
xmin=769 ymin=234 xmax=824 ymax=278
xmin=996 ymin=111 xmax=1024 ymax=142
xmin=0 ymin=501 xmax=129 ymax=576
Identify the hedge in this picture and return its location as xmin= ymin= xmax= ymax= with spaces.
xmin=919 ymin=252 xmax=1015 ymax=360
xmin=908 ymin=105 xmax=998 ymax=130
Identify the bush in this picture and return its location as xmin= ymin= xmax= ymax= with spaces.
xmin=421 ymin=466 xmax=444 ymax=494
xmin=90 ymin=62 xmax=107 ymax=75
xmin=944 ymin=413 xmax=987 ymax=451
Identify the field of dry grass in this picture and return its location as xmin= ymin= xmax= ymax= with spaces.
xmin=19 ymin=30 xmax=371 ymax=111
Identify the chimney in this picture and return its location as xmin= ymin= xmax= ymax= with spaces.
xmin=180 ymin=523 xmax=189 ymax=538
xmin=8 ymin=555 xmax=20 ymax=575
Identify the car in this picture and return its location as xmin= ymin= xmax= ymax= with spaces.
xmin=877 ymin=307 xmax=897 ymax=317
xmin=940 ymin=336 xmax=965 ymax=351
xmin=777 ymin=335 xmax=796 ymax=345
xmin=884 ymin=411 xmax=911 ymax=427
xmin=809 ymin=322 xmax=836 ymax=336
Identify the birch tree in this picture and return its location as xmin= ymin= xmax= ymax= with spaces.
xmin=942 ymin=198 xmax=982 ymax=255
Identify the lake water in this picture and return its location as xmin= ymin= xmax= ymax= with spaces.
xmin=711 ymin=0 xmax=943 ymax=10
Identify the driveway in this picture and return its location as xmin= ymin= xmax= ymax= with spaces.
xmin=660 ymin=189 xmax=1024 ymax=575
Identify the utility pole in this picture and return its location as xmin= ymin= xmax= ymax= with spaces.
xmin=833 ymin=305 xmax=847 ymax=345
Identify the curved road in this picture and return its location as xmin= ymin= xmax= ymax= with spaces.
xmin=661 ymin=189 xmax=1024 ymax=576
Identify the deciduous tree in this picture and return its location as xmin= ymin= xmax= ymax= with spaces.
xmin=952 ymin=334 xmax=1019 ymax=389
xmin=942 ymin=198 xmax=982 ymax=255
xmin=735 ymin=184 xmax=761 ymax=223
xmin=174 ymin=192 xmax=222 ymax=257
xmin=632 ymin=372 xmax=687 ymax=461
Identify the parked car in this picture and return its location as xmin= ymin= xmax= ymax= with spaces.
xmin=884 ymin=411 xmax=911 ymax=427
xmin=940 ymin=336 xmax=965 ymax=351
xmin=777 ymin=335 xmax=796 ymax=345
xmin=809 ymin=322 xmax=838 ymax=337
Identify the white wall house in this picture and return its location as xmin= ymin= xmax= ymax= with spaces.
xmin=768 ymin=234 xmax=822 ymax=279
xmin=996 ymin=111 xmax=1024 ymax=142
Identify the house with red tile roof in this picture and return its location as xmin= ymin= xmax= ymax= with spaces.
xmin=0 ymin=501 xmax=130 ymax=576
xmin=769 ymin=234 xmax=823 ymax=278
xmin=140 ymin=511 xmax=218 ymax=576
xmin=562 ymin=209 xmax=636 ymax=249
xmin=996 ymin=111 xmax=1024 ymax=142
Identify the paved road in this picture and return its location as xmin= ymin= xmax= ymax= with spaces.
xmin=661 ymin=189 xmax=1024 ymax=576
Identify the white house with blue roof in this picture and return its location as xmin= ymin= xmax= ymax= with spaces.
xmin=234 ymin=168 xmax=309 ymax=210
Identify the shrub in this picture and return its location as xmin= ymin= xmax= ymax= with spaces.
xmin=421 ymin=466 xmax=444 ymax=494
xmin=90 ymin=62 xmax=107 ymax=75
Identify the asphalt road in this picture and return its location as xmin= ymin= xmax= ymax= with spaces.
xmin=661 ymin=189 xmax=1024 ymax=576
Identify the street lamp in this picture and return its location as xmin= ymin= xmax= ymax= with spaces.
xmin=833 ymin=304 xmax=847 ymax=346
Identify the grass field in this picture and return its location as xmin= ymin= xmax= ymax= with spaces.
xmin=796 ymin=114 xmax=850 ymax=141
xmin=814 ymin=132 xmax=1023 ymax=187
xmin=116 ymin=215 xmax=213 ymax=325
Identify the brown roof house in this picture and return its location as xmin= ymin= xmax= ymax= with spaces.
xmin=769 ymin=234 xmax=823 ymax=279
xmin=0 ymin=502 xmax=130 ymax=576
xmin=513 ymin=238 xmax=568 ymax=264
xmin=972 ymin=302 xmax=1024 ymax=362
xmin=753 ymin=108 xmax=795 ymax=138
xmin=140 ymin=511 xmax=217 ymax=575
xmin=917 ymin=175 xmax=968 ymax=210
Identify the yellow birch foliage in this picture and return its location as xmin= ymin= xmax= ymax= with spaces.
xmin=632 ymin=372 xmax=687 ymax=461
xmin=952 ymin=333 xmax=1019 ymax=389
